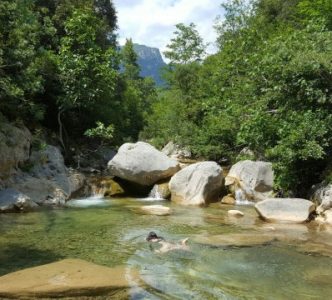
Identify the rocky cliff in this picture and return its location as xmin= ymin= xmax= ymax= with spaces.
xmin=133 ymin=44 xmax=166 ymax=86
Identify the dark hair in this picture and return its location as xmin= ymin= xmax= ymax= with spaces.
xmin=146 ymin=231 xmax=164 ymax=241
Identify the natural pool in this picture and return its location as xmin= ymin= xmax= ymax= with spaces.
xmin=1 ymin=197 xmax=332 ymax=299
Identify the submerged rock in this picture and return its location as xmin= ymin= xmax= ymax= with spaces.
xmin=194 ymin=233 xmax=277 ymax=247
xmin=228 ymin=210 xmax=244 ymax=217
xmin=108 ymin=142 xmax=180 ymax=186
xmin=225 ymin=160 xmax=274 ymax=202
xmin=0 ymin=188 xmax=38 ymax=212
xmin=169 ymin=161 xmax=223 ymax=206
xmin=140 ymin=205 xmax=171 ymax=216
xmin=0 ymin=259 xmax=141 ymax=299
xmin=255 ymin=198 xmax=315 ymax=223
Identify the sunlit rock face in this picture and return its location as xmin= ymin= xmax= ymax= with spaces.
xmin=255 ymin=198 xmax=316 ymax=223
xmin=107 ymin=142 xmax=180 ymax=186
xmin=133 ymin=44 xmax=166 ymax=86
xmin=311 ymin=183 xmax=332 ymax=214
xmin=0 ymin=259 xmax=141 ymax=298
xmin=315 ymin=208 xmax=332 ymax=226
xmin=225 ymin=160 xmax=274 ymax=202
xmin=169 ymin=161 xmax=223 ymax=206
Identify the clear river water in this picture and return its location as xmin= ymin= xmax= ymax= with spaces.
xmin=1 ymin=196 xmax=332 ymax=299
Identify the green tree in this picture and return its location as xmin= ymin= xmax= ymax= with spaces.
xmin=0 ymin=0 xmax=44 ymax=121
xmin=121 ymin=38 xmax=140 ymax=81
xmin=164 ymin=23 xmax=206 ymax=64
xmin=57 ymin=8 xmax=118 ymax=149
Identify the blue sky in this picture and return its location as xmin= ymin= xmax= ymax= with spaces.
xmin=112 ymin=0 xmax=224 ymax=59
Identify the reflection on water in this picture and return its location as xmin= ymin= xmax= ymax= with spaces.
xmin=0 ymin=198 xmax=332 ymax=299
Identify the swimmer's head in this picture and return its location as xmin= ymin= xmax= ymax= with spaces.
xmin=146 ymin=231 xmax=164 ymax=242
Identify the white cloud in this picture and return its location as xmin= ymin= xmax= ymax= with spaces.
xmin=113 ymin=0 xmax=224 ymax=59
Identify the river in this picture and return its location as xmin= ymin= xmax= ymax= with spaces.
xmin=0 ymin=197 xmax=332 ymax=299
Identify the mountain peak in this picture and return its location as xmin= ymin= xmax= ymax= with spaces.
xmin=133 ymin=44 xmax=166 ymax=86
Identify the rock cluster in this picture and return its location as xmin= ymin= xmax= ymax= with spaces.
xmin=0 ymin=122 xmax=85 ymax=212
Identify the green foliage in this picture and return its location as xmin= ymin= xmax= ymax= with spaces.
xmin=144 ymin=0 xmax=332 ymax=195
xmin=121 ymin=39 xmax=140 ymax=81
xmin=84 ymin=121 xmax=114 ymax=142
xmin=118 ymin=39 xmax=158 ymax=141
xmin=57 ymin=9 xmax=118 ymax=112
xmin=0 ymin=0 xmax=159 ymax=152
xmin=0 ymin=0 xmax=44 ymax=121
xmin=297 ymin=0 xmax=332 ymax=29
xmin=164 ymin=23 xmax=206 ymax=64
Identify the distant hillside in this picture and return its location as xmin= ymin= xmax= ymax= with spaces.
xmin=133 ymin=44 xmax=166 ymax=86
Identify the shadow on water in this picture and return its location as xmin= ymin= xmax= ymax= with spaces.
xmin=0 ymin=244 xmax=64 ymax=276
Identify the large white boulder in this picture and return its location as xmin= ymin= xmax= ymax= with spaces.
xmin=225 ymin=160 xmax=274 ymax=201
xmin=107 ymin=142 xmax=180 ymax=186
xmin=255 ymin=198 xmax=315 ymax=223
xmin=169 ymin=161 xmax=223 ymax=206
xmin=0 ymin=188 xmax=38 ymax=212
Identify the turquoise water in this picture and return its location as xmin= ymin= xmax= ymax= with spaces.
xmin=1 ymin=197 xmax=332 ymax=299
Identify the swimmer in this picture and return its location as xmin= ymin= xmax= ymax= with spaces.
xmin=146 ymin=231 xmax=190 ymax=253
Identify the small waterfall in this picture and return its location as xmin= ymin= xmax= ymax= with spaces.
xmin=90 ymin=184 xmax=106 ymax=199
xmin=147 ymin=185 xmax=165 ymax=200
xmin=234 ymin=188 xmax=254 ymax=205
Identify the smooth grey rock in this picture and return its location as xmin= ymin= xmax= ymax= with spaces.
xmin=0 ymin=188 xmax=38 ymax=212
xmin=225 ymin=160 xmax=274 ymax=201
xmin=311 ymin=183 xmax=332 ymax=214
xmin=0 ymin=123 xmax=31 ymax=180
xmin=108 ymin=142 xmax=180 ymax=186
xmin=68 ymin=169 xmax=86 ymax=194
xmin=11 ymin=177 xmax=68 ymax=206
xmin=10 ymin=146 xmax=84 ymax=207
xmin=29 ymin=145 xmax=70 ymax=194
xmin=169 ymin=161 xmax=223 ymax=206
xmin=162 ymin=141 xmax=191 ymax=159
xmin=255 ymin=198 xmax=316 ymax=223
xmin=228 ymin=210 xmax=244 ymax=217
